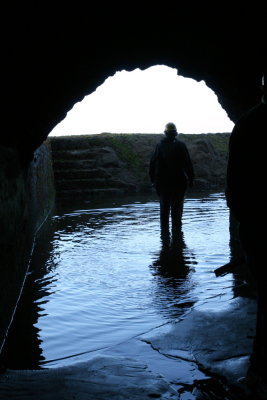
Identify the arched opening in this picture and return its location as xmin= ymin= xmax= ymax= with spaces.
xmin=47 ymin=65 xmax=234 ymax=200
xmin=1 ymin=6 xmax=264 ymax=396
xmin=49 ymin=65 xmax=234 ymax=137
xmin=2 ymin=67 xmax=243 ymax=388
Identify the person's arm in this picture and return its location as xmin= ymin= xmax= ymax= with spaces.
xmin=149 ymin=145 xmax=158 ymax=184
xmin=225 ymin=123 xmax=244 ymax=221
xmin=182 ymin=144 xmax=195 ymax=185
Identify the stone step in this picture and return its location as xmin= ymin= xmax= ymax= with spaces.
xmin=52 ymin=149 xmax=97 ymax=160
xmin=52 ymin=159 xmax=96 ymax=170
xmin=49 ymin=136 xmax=107 ymax=151
xmin=52 ymin=147 xmax=123 ymax=169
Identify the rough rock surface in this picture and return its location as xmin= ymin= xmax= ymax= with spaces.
xmin=49 ymin=133 xmax=230 ymax=200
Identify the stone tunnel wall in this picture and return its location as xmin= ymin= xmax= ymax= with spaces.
xmin=0 ymin=141 xmax=55 ymax=352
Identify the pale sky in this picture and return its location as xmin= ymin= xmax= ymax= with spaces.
xmin=49 ymin=65 xmax=234 ymax=136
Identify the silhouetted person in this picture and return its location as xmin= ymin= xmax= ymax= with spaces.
xmin=225 ymin=73 xmax=267 ymax=394
xmin=149 ymin=122 xmax=194 ymax=233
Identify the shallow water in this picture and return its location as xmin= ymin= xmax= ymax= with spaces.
xmin=2 ymin=191 xmax=235 ymax=369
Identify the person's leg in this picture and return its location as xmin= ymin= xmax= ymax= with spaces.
xmin=249 ymin=279 xmax=267 ymax=375
xmin=239 ymin=223 xmax=267 ymax=384
xmin=159 ymin=193 xmax=171 ymax=232
xmin=245 ymin=279 xmax=267 ymax=399
xmin=171 ymin=191 xmax=185 ymax=229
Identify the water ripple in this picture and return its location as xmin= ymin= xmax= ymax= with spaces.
xmin=4 ymin=191 xmax=235 ymax=368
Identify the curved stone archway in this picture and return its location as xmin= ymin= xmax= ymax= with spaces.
xmin=1 ymin=3 xmax=266 ymax=354
xmin=3 ymin=4 xmax=265 ymax=162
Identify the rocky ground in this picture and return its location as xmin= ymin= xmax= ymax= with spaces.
xmin=49 ymin=132 xmax=230 ymax=201
xmin=0 ymin=295 xmax=262 ymax=399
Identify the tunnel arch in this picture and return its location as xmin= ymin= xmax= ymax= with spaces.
xmin=49 ymin=65 xmax=234 ymax=137
xmin=1 ymin=3 xmax=266 ymax=355
xmin=3 ymin=5 xmax=265 ymax=163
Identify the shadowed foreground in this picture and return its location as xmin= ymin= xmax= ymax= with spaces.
xmin=0 ymin=297 xmax=257 ymax=399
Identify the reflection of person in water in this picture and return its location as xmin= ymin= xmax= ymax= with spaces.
xmin=153 ymin=231 xmax=189 ymax=278
xmin=149 ymin=122 xmax=194 ymax=233
xmin=151 ymin=230 xmax=196 ymax=317
xmin=225 ymin=73 xmax=267 ymax=393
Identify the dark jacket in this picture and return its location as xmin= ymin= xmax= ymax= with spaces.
xmin=225 ymin=101 xmax=266 ymax=223
xmin=149 ymin=136 xmax=194 ymax=194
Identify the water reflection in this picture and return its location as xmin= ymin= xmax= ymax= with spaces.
xmin=0 ymin=215 xmax=57 ymax=369
xmin=1 ymin=192 xmax=234 ymax=369
xmin=153 ymin=229 xmax=191 ymax=279
xmin=150 ymin=229 xmax=196 ymax=317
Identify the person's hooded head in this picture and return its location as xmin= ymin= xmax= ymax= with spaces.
xmin=164 ymin=122 xmax=178 ymax=139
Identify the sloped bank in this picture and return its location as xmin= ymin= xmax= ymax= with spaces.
xmin=49 ymin=133 xmax=230 ymax=201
